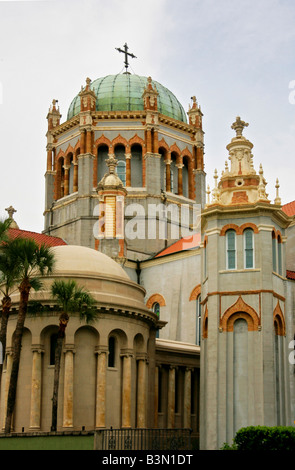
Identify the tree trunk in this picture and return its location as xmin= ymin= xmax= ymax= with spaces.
xmin=0 ymin=295 xmax=11 ymax=379
xmin=51 ymin=312 xmax=69 ymax=432
xmin=5 ymin=281 xmax=30 ymax=434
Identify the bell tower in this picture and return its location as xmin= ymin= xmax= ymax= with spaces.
xmin=199 ymin=118 xmax=293 ymax=450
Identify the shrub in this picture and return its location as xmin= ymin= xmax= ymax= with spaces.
xmin=222 ymin=426 xmax=295 ymax=451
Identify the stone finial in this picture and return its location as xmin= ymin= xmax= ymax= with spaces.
xmin=5 ymin=205 xmax=19 ymax=229
xmin=106 ymin=154 xmax=118 ymax=174
xmin=206 ymin=185 xmax=211 ymax=205
xmin=85 ymin=77 xmax=91 ymax=89
xmin=231 ymin=116 xmax=249 ymax=137
xmin=274 ymin=178 xmax=281 ymax=205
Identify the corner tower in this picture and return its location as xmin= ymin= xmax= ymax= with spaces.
xmin=43 ymin=73 xmax=205 ymax=259
xmin=199 ymin=118 xmax=293 ymax=450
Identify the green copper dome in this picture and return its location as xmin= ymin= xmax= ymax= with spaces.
xmin=67 ymin=74 xmax=187 ymax=123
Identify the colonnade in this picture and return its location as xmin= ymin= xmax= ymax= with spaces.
xmin=1 ymin=345 xmax=148 ymax=432
xmin=154 ymin=365 xmax=196 ymax=430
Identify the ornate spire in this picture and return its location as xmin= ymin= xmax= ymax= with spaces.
xmin=274 ymin=178 xmax=281 ymax=205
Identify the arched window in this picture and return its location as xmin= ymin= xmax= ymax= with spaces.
xmin=244 ymin=229 xmax=254 ymax=269
xmin=131 ymin=144 xmax=143 ymax=187
xmin=272 ymin=231 xmax=277 ymax=272
xmin=108 ymin=336 xmax=116 ymax=368
xmin=277 ymin=235 xmax=282 ymax=276
xmin=226 ymin=230 xmax=236 ymax=270
xmin=196 ymin=295 xmax=202 ymax=346
xmin=153 ymin=303 xmax=160 ymax=338
xmin=117 ymin=160 xmax=126 ymax=186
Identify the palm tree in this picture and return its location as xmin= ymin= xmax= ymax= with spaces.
xmin=50 ymin=279 xmax=96 ymax=432
xmin=4 ymin=238 xmax=55 ymax=433
xmin=0 ymin=218 xmax=11 ymax=244
xmin=0 ymin=218 xmax=13 ymax=369
xmin=0 ymin=244 xmax=20 ymax=376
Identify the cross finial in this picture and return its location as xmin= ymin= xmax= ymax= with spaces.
xmin=231 ymin=116 xmax=249 ymax=137
xmin=5 ymin=205 xmax=17 ymax=220
xmin=116 ymin=43 xmax=137 ymax=74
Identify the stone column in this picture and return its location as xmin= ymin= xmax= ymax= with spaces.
xmin=1 ymin=350 xmax=13 ymax=430
xmin=121 ymin=351 xmax=133 ymax=428
xmin=167 ymin=366 xmax=176 ymax=429
xmin=63 ymin=165 xmax=70 ymax=196
xmin=63 ymin=347 xmax=75 ymax=428
xmin=125 ymin=154 xmax=131 ymax=187
xmin=165 ymin=159 xmax=171 ymax=192
xmin=30 ymin=346 xmax=43 ymax=430
xmin=183 ymin=368 xmax=192 ymax=429
xmin=95 ymin=348 xmax=108 ymax=429
xmin=177 ymin=163 xmax=184 ymax=196
xmin=73 ymin=161 xmax=78 ymax=192
xmin=137 ymin=356 xmax=147 ymax=428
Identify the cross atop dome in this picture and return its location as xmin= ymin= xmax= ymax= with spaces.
xmin=231 ymin=116 xmax=249 ymax=137
xmin=115 ymin=43 xmax=137 ymax=74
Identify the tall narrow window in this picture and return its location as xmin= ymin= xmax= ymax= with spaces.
xmin=117 ymin=161 xmax=126 ymax=186
xmin=196 ymin=295 xmax=202 ymax=346
xmin=278 ymin=235 xmax=282 ymax=276
xmin=108 ymin=336 xmax=115 ymax=368
xmin=226 ymin=230 xmax=236 ymax=270
xmin=153 ymin=303 xmax=160 ymax=338
xmin=244 ymin=229 xmax=254 ymax=269
xmin=272 ymin=231 xmax=277 ymax=272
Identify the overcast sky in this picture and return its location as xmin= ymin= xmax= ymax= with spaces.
xmin=0 ymin=0 xmax=295 ymax=232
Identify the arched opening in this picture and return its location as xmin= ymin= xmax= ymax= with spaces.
xmin=153 ymin=303 xmax=160 ymax=338
xmin=97 ymin=144 xmax=109 ymax=183
xmin=131 ymin=144 xmax=143 ymax=187
xmin=108 ymin=336 xmax=116 ymax=368
xmin=233 ymin=318 xmax=248 ymax=434
xmin=170 ymin=152 xmax=178 ymax=194
xmin=182 ymin=156 xmax=189 ymax=198
xmin=159 ymin=147 xmax=167 ymax=192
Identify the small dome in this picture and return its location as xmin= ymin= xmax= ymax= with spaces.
xmin=51 ymin=245 xmax=129 ymax=280
xmin=67 ymin=74 xmax=187 ymax=123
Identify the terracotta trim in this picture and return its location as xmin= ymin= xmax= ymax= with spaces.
xmin=273 ymin=301 xmax=286 ymax=336
xmin=220 ymin=295 xmax=260 ymax=332
xmin=146 ymin=293 xmax=166 ymax=309
xmin=189 ymin=284 xmax=201 ymax=302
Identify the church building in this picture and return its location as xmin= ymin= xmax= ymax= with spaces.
xmin=0 ymin=50 xmax=294 ymax=450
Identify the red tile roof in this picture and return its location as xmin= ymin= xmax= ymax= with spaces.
xmin=287 ymin=270 xmax=295 ymax=280
xmin=155 ymin=233 xmax=201 ymax=258
xmin=8 ymin=228 xmax=67 ymax=248
xmin=282 ymin=200 xmax=295 ymax=217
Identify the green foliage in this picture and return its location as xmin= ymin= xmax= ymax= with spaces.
xmin=221 ymin=426 xmax=295 ymax=451
xmin=51 ymin=279 xmax=97 ymax=323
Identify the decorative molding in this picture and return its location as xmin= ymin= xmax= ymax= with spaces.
xmin=220 ymin=295 xmax=260 ymax=332
xmin=146 ymin=293 xmax=166 ymax=309
xmin=189 ymin=284 xmax=201 ymax=302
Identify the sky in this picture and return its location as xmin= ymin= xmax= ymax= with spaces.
xmin=0 ymin=0 xmax=295 ymax=232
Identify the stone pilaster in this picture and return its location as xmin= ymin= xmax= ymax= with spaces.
xmin=30 ymin=346 xmax=44 ymax=430
xmin=121 ymin=350 xmax=133 ymax=428
xmin=95 ymin=347 xmax=108 ymax=429
xmin=63 ymin=346 xmax=75 ymax=428
xmin=167 ymin=366 xmax=176 ymax=429
xmin=137 ymin=355 xmax=147 ymax=428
